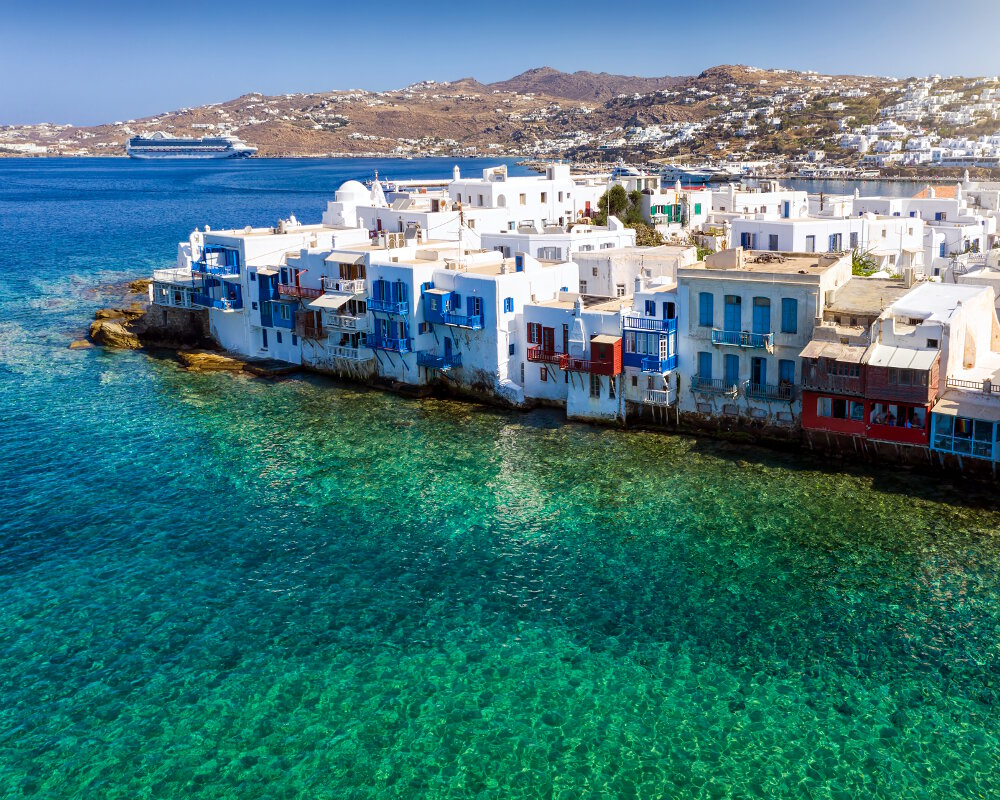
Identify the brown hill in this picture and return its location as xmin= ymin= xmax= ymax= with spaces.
xmin=487 ymin=67 xmax=683 ymax=101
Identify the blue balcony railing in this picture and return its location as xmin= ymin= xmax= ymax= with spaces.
xmin=711 ymin=328 xmax=774 ymax=350
xmin=441 ymin=311 xmax=484 ymax=330
xmin=641 ymin=355 xmax=678 ymax=373
xmin=193 ymin=262 xmax=240 ymax=278
xmin=743 ymin=381 xmax=795 ymax=402
xmin=369 ymin=298 xmax=410 ymax=315
xmin=417 ymin=351 xmax=463 ymax=370
xmin=691 ymin=375 xmax=739 ymax=395
xmin=623 ymin=316 xmax=678 ymax=333
xmin=365 ymin=334 xmax=412 ymax=353
xmin=192 ymin=293 xmax=213 ymax=308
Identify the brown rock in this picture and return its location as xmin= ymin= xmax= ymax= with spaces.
xmin=128 ymin=278 xmax=151 ymax=294
xmin=89 ymin=320 xmax=142 ymax=349
xmin=177 ymin=351 xmax=246 ymax=372
xmin=68 ymin=340 xmax=93 ymax=350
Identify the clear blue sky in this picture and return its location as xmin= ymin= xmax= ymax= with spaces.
xmin=4 ymin=0 xmax=1000 ymax=125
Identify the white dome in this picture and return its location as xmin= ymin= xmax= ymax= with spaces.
xmin=335 ymin=180 xmax=369 ymax=202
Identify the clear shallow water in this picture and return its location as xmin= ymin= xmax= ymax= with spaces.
xmin=2 ymin=159 xmax=1000 ymax=799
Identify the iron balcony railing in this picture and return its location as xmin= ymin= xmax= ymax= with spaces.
xmin=368 ymin=297 xmax=410 ymax=315
xmin=800 ymin=368 xmax=864 ymax=396
xmin=743 ymin=380 xmax=795 ymax=402
xmin=641 ymin=355 xmax=678 ymax=373
xmin=322 ymin=277 xmax=366 ymax=295
xmin=643 ymin=389 xmax=672 ymax=406
xmin=152 ymin=267 xmax=196 ymax=285
xmin=691 ymin=375 xmax=739 ymax=396
xmin=278 ymin=284 xmax=323 ymax=300
xmin=365 ymin=334 xmax=411 ymax=353
xmin=622 ymin=316 xmax=678 ymax=333
xmin=564 ymin=356 xmax=617 ymax=376
xmin=417 ymin=351 xmax=463 ymax=370
xmin=192 ymin=262 xmax=240 ymax=278
xmin=526 ymin=345 xmax=566 ymax=365
xmin=947 ymin=377 xmax=1000 ymax=395
xmin=711 ymin=328 xmax=774 ymax=351
xmin=193 ymin=294 xmax=240 ymax=311
xmin=441 ymin=311 xmax=484 ymax=330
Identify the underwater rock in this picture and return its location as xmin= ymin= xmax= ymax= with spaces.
xmin=177 ymin=350 xmax=247 ymax=373
xmin=88 ymin=319 xmax=141 ymax=349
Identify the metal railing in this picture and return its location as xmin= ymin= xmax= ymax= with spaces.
xmin=323 ymin=277 xmax=366 ymax=295
xmin=622 ymin=316 xmax=678 ymax=333
xmin=365 ymin=334 xmax=411 ymax=353
xmin=324 ymin=313 xmax=366 ymax=331
xmin=743 ymin=380 xmax=795 ymax=402
xmin=643 ymin=389 xmax=672 ymax=406
xmin=441 ymin=311 xmax=484 ymax=330
xmin=417 ymin=352 xmax=463 ymax=370
xmin=152 ymin=267 xmax=196 ymax=285
xmin=368 ymin=297 xmax=410 ymax=315
xmin=947 ymin=377 xmax=1000 ymax=395
xmin=641 ymin=355 xmax=678 ymax=373
xmin=711 ymin=328 xmax=774 ymax=351
xmin=691 ymin=375 xmax=739 ymax=396
xmin=526 ymin=346 xmax=566 ymax=365
xmin=564 ymin=356 xmax=617 ymax=376
xmin=278 ymin=284 xmax=323 ymax=300
xmin=192 ymin=262 xmax=240 ymax=278
xmin=800 ymin=369 xmax=864 ymax=396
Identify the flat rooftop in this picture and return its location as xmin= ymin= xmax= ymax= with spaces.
xmin=534 ymin=295 xmax=632 ymax=312
xmin=827 ymin=278 xmax=911 ymax=315
xmin=682 ymin=251 xmax=846 ymax=276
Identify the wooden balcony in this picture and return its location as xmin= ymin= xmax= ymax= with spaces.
xmin=526 ymin=346 xmax=566 ymax=365
xmin=278 ymin=284 xmax=323 ymax=300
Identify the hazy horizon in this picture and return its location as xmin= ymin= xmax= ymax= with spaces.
xmin=3 ymin=0 xmax=1000 ymax=126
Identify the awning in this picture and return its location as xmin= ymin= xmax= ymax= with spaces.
xmin=798 ymin=340 xmax=867 ymax=362
xmin=424 ymin=287 xmax=451 ymax=296
xmin=592 ymin=334 xmax=621 ymax=345
xmin=867 ymin=344 xmax=938 ymax=370
xmin=307 ymin=293 xmax=352 ymax=310
xmin=933 ymin=391 xmax=1000 ymax=423
xmin=323 ymin=251 xmax=365 ymax=265
xmin=256 ymin=267 xmax=279 ymax=276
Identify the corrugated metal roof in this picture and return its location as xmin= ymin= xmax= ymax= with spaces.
xmin=933 ymin=391 xmax=1000 ymax=422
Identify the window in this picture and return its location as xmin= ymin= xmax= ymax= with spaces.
xmin=540 ymin=366 xmax=548 ymax=382
xmin=817 ymin=397 xmax=864 ymax=420
xmin=849 ymin=232 xmax=858 ymax=249
xmin=452 ymin=293 xmax=462 ymax=310
xmin=279 ymin=304 xmax=291 ymax=321
xmin=608 ymin=377 xmax=615 ymax=399
xmin=645 ymin=300 xmax=655 ymax=316
xmin=276 ymin=332 xmax=283 ymax=344
xmin=698 ymin=351 xmax=712 ymax=379
xmin=292 ymin=335 xmax=298 ymax=346
xmin=558 ymin=191 xmax=563 ymax=202
xmin=694 ymin=202 xmax=702 ymax=215
xmin=616 ymin=284 xmax=626 ymax=298
xmin=252 ymin=302 xmax=258 ymax=310
xmin=699 ymin=292 xmax=714 ymax=327
xmin=829 ymin=233 xmax=843 ymax=251
xmin=519 ymin=193 xmax=526 ymax=205
xmin=541 ymin=192 xmax=547 ymax=203
xmin=590 ymin=373 xmax=601 ymax=398
xmin=888 ymin=369 xmax=928 ymax=387
xmin=478 ymin=194 xmax=483 ymax=206
xmin=768 ymin=234 xmax=779 ymax=251
xmin=509 ymin=343 xmax=515 ymax=356
xmin=592 ymin=267 xmax=598 ymax=277
xmin=780 ymin=298 xmax=798 ymax=334
xmin=940 ymin=242 xmax=947 ymax=257
xmin=779 ymin=359 xmax=794 ymax=384
xmin=250 ymin=273 xmax=256 ymax=282
xmin=527 ymin=323 xmax=540 ymax=344
xmin=580 ymin=280 xmax=588 ymax=294
xmin=421 ymin=281 xmax=433 ymax=292
xmin=871 ymin=403 xmax=926 ymax=429
xmin=927 ymin=338 xmax=938 ymax=348
xmin=503 ymin=297 xmax=514 ymax=313
xmin=631 ymin=375 xmax=638 ymax=387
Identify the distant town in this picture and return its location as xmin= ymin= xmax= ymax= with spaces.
xmin=5 ymin=64 xmax=1000 ymax=178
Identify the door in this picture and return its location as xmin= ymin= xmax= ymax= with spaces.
xmin=724 ymin=295 xmax=742 ymax=331
xmin=805 ymin=235 xmax=815 ymax=253
xmin=751 ymin=357 xmax=766 ymax=387
xmin=783 ymin=201 xmax=790 ymax=218
xmin=779 ymin=359 xmax=794 ymax=385
xmin=724 ymin=354 xmax=739 ymax=387
xmin=665 ymin=301 xmax=675 ymax=320
xmin=698 ymin=351 xmax=712 ymax=379
xmin=444 ymin=337 xmax=453 ymax=360
xmin=261 ymin=328 xmax=268 ymax=349
xmin=752 ymin=297 xmax=770 ymax=335
xmin=542 ymin=326 xmax=555 ymax=353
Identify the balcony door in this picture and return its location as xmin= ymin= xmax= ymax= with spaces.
xmin=724 ymin=354 xmax=739 ymax=387
xmin=698 ymin=351 xmax=712 ymax=379
xmin=542 ymin=327 xmax=555 ymax=353
xmin=444 ymin=337 xmax=453 ymax=359
xmin=752 ymin=297 xmax=771 ymax=335
xmin=751 ymin=357 xmax=767 ymax=387
xmin=724 ymin=295 xmax=742 ymax=332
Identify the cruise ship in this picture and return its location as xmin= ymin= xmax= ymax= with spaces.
xmin=126 ymin=131 xmax=257 ymax=159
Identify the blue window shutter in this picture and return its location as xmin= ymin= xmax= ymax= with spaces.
xmin=779 ymin=359 xmax=795 ymax=384
xmin=699 ymin=292 xmax=713 ymax=327
xmin=698 ymin=351 xmax=712 ymax=378
xmin=781 ymin=298 xmax=798 ymax=334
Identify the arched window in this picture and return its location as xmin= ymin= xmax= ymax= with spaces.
xmin=496 ymin=194 xmax=506 ymax=208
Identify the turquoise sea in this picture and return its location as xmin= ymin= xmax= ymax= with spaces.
xmin=2 ymin=158 xmax=1000 ymax=799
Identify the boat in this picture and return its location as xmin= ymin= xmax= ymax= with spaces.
xmin=126 ymin=131 xmax=257 ymax=159
xmin=660 ymin=163 xmax=724 ymax=185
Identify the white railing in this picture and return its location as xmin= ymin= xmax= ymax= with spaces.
xmin=643 ymin=389 xmax=673 ymax=406
xmin=323 ymin=277 xmax=366 ymax=295
xmin=152 ymin=267 xmax=195 ymax=285
xmin=326 ymin=344 xmax=373 ymax=361
xmin=325 ymin=314 xmax=367 ymax=331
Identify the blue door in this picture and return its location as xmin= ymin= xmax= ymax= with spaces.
xmin=779 ymin=359 xmax=795 ymax=385
xmin=724 ymin=354 xmax=739 ymax=387
xmin=783 ymin=201 xmax=790 ymax=218
xmin=752 ymin=298 xmax=771 ymax=334
xmin=724 ymin=296 xmax=742 ymax=331
xmin=698 ymin=351 xmax=712 ymax=379
xmin=751 ymin=357 xmax=766 ymax=386
xmin=444 ymin=337 xmax=452 ymax=359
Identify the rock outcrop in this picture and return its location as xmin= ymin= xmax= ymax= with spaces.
xmin=176 ymin=351 xmax=246 ymax=372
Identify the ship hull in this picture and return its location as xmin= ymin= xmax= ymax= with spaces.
xmin=126 ymin=149 xmax=254 ymax=160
